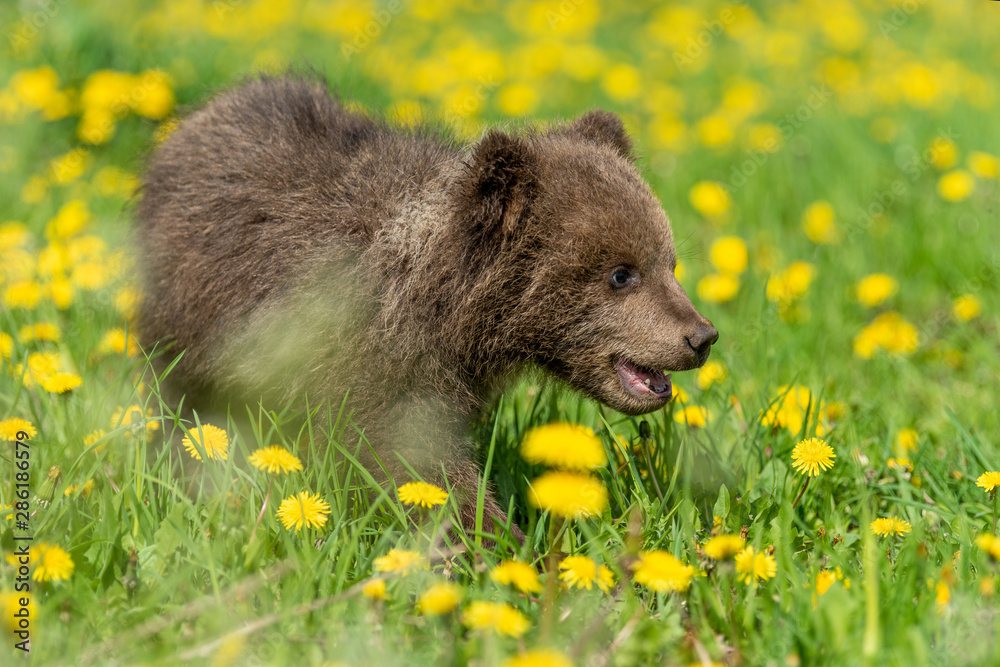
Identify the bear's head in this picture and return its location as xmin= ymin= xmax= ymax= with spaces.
xmin=456 ymin=110 xmax=718 ymax=416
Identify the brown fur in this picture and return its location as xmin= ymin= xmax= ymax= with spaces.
xmin=136 ymin=75 xmax=717 ymax=537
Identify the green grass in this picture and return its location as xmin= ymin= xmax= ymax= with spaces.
xmin=2 ymin=1 xmax=1000 ymax=665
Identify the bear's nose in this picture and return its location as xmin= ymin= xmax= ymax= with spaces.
xmin=685 ymin=323 xmax=719 ymax=358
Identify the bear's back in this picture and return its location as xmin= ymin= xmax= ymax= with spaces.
xmin=136 ymin=76 xmax=458 ymax=398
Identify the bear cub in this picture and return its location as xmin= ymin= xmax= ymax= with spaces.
xmin=137 ymin=75 xmax=718 ymax=539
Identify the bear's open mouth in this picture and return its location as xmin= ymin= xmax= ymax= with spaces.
xmin=614 ymin=357 xmax=672 ymax=400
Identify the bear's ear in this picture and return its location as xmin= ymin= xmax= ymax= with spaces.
xmin=560 ymin=110 xmax=633 ymax=161
xmin=459 ymin=129 xmax=538 ymax=243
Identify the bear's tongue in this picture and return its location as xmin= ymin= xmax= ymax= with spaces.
xmin=616 ymin=359 xmax=672 ymax=399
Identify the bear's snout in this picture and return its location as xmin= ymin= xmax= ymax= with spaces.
xmin=684 ymin=322 xmax=719 ymax=365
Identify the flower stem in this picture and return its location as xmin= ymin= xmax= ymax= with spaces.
xmin=792 ymin=475 xmax=811 ymax=509
xmin=993 ymin=489 xmax=997 ymax=535
xmin=249 ymin=477 xmax=273 ymax=544
xmin=540 ymin=516 xmax=563 ymax=641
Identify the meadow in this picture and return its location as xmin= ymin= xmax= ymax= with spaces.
xmin=1 ymin=1 xmax=999 ymax=665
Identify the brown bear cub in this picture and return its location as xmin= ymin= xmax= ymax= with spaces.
xmin=137 ymin=75 xmax=717 ymax=539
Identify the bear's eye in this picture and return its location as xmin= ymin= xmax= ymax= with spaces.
xmin=608 ymin=266 xmax=637 ymax=290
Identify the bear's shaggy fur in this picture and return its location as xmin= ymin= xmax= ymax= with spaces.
xmin=137 ymin=75 xmax=717 ymax=536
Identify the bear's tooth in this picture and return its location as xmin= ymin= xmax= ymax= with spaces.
xmin=643 ymin=379 xmax=651 ymax=387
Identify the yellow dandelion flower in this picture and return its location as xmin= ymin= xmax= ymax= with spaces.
xmin=975 ymin=533 xmax=1000 ymax=561
xmin=71 ymin=261 xmax=110 ymax=291
xmin=212 ymin=634 xmax=245 ymax=667
xmin=248 ymin=445 xmax=303 ymax=475
xmin=64 ymin=479 xmax=95 ymax=498
xmin=132 ymin=70 xmax=174 ymax=119
xmin=953 ymin=295 xmax=981 ymax=322
xmin=4 ymin=280 xmax=43 ymax=309
xmin=937 ymin=169 xmax=975 ymax=202
xmin=853 ymin=312 xmax=919 ymax=359
xmin=631 ymin=550 xmax=697 ymax=593
xmin=689 ymin=181 xmax=732 ymax=219
xmin=491 ymin=560 xmax=542 ymax=594
xmin=48 ymin=278 xmax=74 ymax=309
xmin=1 ymin=592 xmax=38 ymax=637
xmin=870 ymin=516 xmax=912 ymax=538
xmin=503 ymin=648 xmax=573 ymax=667
xmin=696 ymin=361 xmax=727 ymax=390
xmin=41 ymin=372 xmax=82 ymax=394
xmin=47 ymin=147 xmax=90 ymax=185
xmin=748 ymin=122 xmax=783 ymax=152
xmin=896 ymin=428 xmax=919 ymax=454
xmin=709 ymin=236 xmax=748 ymax=275
xmin=968 ymin=151 xmax=999 ymax=179
xmin=397 ymin=481 xmax=449 ymax=508
xmin=520 ymin=422 xmax=607 ymax=471
xmin=674 ymin=260 xmax=686 ymax=283
xmin=417 ymin=581 xmax=463 ymax=615
xmin=790 ymin=437 xmax=836 ymax=477
xmin=114 ymin=285 xmax=140 ymax=318
xmin=373 ymin=549 xmax=426 ymax=576
xmin=78 ymin=107 xmax=116 ymax=144
xmin=83 ymin=429 xmax=107 ymax=452
xmin=0 ymin=221 xmax=32 ymax=250
xmin=802 ymin=201 xmax=840 ymax=244
xmin=935 ymin=578 xmax=950 ymax=608
xmin=703 ymin=534 xmax=746 ymax=560
xmin=887 ymin=457 xmax=912 ymax=472
xmin=182 ymin=423 xmax=229 ymax=461
xmin=276 ymin=491 xmax=331 ymax=532
xmin=461 ymin=601 xmax=530 ymax=638
xmin=735 ymin=546 xmax=777 ymax=586
xmin=0 ymin=331 xmax=13 ymax=362
xmin=976 ymin=472 xmax=1000 ymax=493
xmin=558 ymin=555 xmax=615 ymax=592
xmin=20 ymin=175 xmax=48 ymax=204
xmin=815 ymin=568 xmax=844 ymax=596
xmin=765 ymin=263 xmax=815 ymax=309
xmin=110 ymin=405 xmax=159 ymax=441
xmin=929 ymin=137 xmax=958 ymax=170
xmin=46 ymin=200 xmax=91 ymax=240
xmin=497 ymin=82 xmax=539 ymax=116
xmin=697 ymin=113 xmax=735 ymax=148
xmin=361 ymin=578 xmax=387 ymax=601
xmin=696 ymin=273 xmax=740 ymax=304
xmin=18 ymin=322 xmax=60 ymax=343
xmin=98 ymin=329 xmax=140 ymax=357
xmin=0 ymin=418 xmax=36 ymax=441
xmin=17 ymin=350 xmax=61 ymax=388
xmin=528 ymin=471 xmax=608 ymax=519
xmin=32 ymin=543 xmax=74 ymax=582
xmin=601 ymin=63 xmax=640 ymax=101
xmin=673 ymin=405 xmax=710 ymax=428
xmin=855 ymin=273 xmax=898 ymax=308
